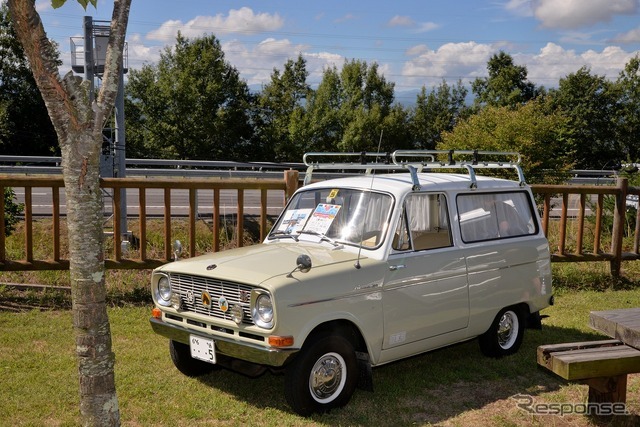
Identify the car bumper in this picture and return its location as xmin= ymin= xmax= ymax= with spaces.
xmin=149 ymin=317 xmax=298 ymax=367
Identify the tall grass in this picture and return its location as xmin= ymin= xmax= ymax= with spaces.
xmin=1 ymin=289 xmax=639 ymax=425
xmin=2 ymin=215 xmax=638 ymax=299
xmin=1 ymin=216 xmax=640 ymax=425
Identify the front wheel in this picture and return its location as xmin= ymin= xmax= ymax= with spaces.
xmin=478 ymin=307 xmax=524 ymax=357
xmin=284 ymin=334 xmax=358 ymax=416
xmin=169 ymin=340 xmax=218 ymax=377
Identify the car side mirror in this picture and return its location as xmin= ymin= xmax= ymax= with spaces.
xmin=287 ymin=254 xmax=312 ymax=277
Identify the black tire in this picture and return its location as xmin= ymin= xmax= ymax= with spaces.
xmin=478 ymin=307 xmax=525 ymax=357
xmin=284 ymin=333 xmax=359 ymax=416
xmin=169 ymin=340 xmax=218 ymax=377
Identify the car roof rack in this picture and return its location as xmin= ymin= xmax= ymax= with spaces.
xmin=303 ymin=150 xmax=525 ymax=189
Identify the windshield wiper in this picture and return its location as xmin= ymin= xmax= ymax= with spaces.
xmin=269 ymin=231 xmax=299 ymax=241
xmin=297 ymin=230 xmax=343 ymax=248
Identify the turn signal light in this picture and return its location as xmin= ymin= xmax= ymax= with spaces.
xmin=152 ymin=308 xmax=162 ymax=319
xmin=268 ymin=335 xmax=294 ymax=347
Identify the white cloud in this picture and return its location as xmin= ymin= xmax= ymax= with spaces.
xmin=221 ymin=38 xmax=313 ymax=86
xmin=387 ymin=15 xmax=415 ymax=27
xmin=399 ymin=40 xmax=639 ymax=90
xmin=406 ymin=45 xmax=430 ymax=56
xmin=298 ymin=52 xmax=346 ymax=86
xmin=611 ymin=27 xmax=640 ymax=43
xmin=146 ymin=7 xmax=284 ymax=42
xmin=558 ymin=30 xmax=607 ymax=45
xmin=402 ymin=42 xmax=495 ymax=87
xmin=387 ymin=16 xmax=438 ymax=33
xmin=125 ymin=33 xmax=162 ymax=68
xmin=504 ymin=0 xmax=533 ymax=17
xmin=412 ymin=22 xmax=440 ymax=33
xmin=334 ymin=14 xmax=358 ymax=24
xmin=515 ymin=43 xmax=637 ymax=85
xmin=35 ymin=0 xmax=52 ymax=13
xmin=532 ymin=0 xmax=638 ymax=29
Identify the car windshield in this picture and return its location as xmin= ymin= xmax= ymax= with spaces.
xmin=269 ymin=188 xmax=394 ymax=249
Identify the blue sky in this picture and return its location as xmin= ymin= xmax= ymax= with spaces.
xmin=37 ymin=0 xmax=640 ymax=103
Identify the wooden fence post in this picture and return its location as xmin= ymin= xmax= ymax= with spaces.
xmin=610 ymin=177 xmax=628 ymax=277
xmin=284 ymin=169 xmax=299 ymax=203
xmin=0 ymin=186 xmax=5 ymax=263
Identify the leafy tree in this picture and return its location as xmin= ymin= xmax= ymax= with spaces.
xmin=410 ymin=80 xmax=469 ymax=149
xmin=0 ymin=3 xmax=58 ymax=155
xmin=291 ymin=59 xmax=411 ymax=156
xmin=438 ymin=98 xmax=575 ymax=184
xmin=125 ymin=33 xmax=256 ymax=161
xmin=291 ymin=64 xmax=342 ymax=155
xmin=472 ymin=51 xmax=540 ymax=109
xmin=3 ymin=187 xmax=23 ymax=236
xmin=614 ymin=55 xmax=640 ymax=163
xmin=257 ymin=55 xmax=310 ymax=161
xmin=8 ymin=0 xmax=130 ymax=424
xmin=548 ymin=67 xmax=621 ymax=169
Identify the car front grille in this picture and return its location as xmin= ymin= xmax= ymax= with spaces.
xmin=170 ymin=273 xmax=254 ymax=325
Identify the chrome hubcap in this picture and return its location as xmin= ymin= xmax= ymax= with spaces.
xmin=497 ymin=311 xmax=518 ymax=349
xmin=309 ymin=352 xmax=346 ymax=403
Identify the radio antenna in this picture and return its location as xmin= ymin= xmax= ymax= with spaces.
xmin=355 ymin=130 xmax=383 ymax=269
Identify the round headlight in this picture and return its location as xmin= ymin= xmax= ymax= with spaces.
xmin=230 ymin=304 xmax=244 ymax=324
xmin=255 ymin=294 xmax=273 ymax=325
xmin=158 ymin=276 xmax=172 ymax=301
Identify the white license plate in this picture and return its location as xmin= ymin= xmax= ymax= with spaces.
xmin=189 ymin=335 xmax=216 ymax=364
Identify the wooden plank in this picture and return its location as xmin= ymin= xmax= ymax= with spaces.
xmin=590 ymin=308 xmax=640 ymax=350
xmin=541 ymin=345 xmax=640 ymax=380
xmin=537 ymin=340 xmax=622 ymax=371
xmin=586 ymin=375 xmax=628 ymax=404
xmin=538 ymin=340 xmax=622 ymax=355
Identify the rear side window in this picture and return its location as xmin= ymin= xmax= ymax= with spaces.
xmin=393 ymin=193 xmax=452 ymax=251
xmin=457 ymin=192 xmax=537 ymax=243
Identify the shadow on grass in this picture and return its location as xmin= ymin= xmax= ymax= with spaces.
xmin=190 ymin=323 xmax=639 ymax=426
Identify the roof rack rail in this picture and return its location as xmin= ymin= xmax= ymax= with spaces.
xmin=302 ymin=152 xmax=415 ymax=186
xmin=302 ymin=150 xmax=525 ymax=188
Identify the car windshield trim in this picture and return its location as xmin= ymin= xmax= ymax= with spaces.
xmin=268 ymin=187 xmax=394 ymax=250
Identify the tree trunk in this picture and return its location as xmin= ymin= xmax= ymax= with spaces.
xmin=62 ymin=127 xmax=119 ymax=425
xmin=7 ymin=1 xmax=131 ymax=425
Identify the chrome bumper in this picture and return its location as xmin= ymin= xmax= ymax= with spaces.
xmin=149 ymin=317 xmax=298 ymax=367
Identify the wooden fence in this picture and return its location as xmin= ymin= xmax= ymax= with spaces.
xmin=532 ymin=177 xmax=640 ymax=276
xmin=0 ymin=173 xmax=638 ymax=276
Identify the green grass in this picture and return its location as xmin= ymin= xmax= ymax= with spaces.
xmin=2 ymin=218 xmax=640 ymax=425
xmin=1 ymin=285 xmax=639 ymax=426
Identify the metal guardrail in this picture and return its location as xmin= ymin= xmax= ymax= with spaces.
xmin=0 ymin=155 xmax=624 ymax=183
xmin=0 ymin=155 xmax=304 ymax=177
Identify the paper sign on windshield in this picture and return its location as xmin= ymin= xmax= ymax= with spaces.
xmin=278 ymin=209 xmax=312 ymax=234
xmin=303 ymin=204 xmax=341 ymax=234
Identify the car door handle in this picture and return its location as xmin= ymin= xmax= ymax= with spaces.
xmin=389 ymin=264 xmax=406 ymax=271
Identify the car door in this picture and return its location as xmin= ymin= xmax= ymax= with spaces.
xmin=382 ymin=193 xmax=469 ymax=350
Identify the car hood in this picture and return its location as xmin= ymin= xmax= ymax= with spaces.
xmin=155 ymin=242 xmax=362 ymax=285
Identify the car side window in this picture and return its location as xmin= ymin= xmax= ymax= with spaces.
xmin=457 ymin=192 xmax=536 ymax=243
xmin=393 ymin=193 xmax=452 ymax=251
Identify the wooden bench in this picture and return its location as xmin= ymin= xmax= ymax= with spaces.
xmin=537 ymin=339 xmax=640 ymax=404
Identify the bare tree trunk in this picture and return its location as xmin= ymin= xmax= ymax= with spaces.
xmin=8 ymin=1 xmax=131 ymax=425
xmin=63 ymin=126 xmax=119 ymax=424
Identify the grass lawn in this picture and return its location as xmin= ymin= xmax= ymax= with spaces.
xmin=1 ymin=266 xmax=640 ymax=426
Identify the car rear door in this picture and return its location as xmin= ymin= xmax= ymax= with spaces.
xmin=381 ymin=193 xmax=470 ymax=350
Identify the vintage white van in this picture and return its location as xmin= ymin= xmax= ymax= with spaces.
xmin=149 ymin=150 xmax=553 ymax=416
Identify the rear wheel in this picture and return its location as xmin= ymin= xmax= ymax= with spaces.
xmin=169 ymin=340 xmax=218 ymax=377
xmin=284 ymin=334 xmax=358 ymax=416
xmin=479 ymin=307 xmax=525 ymax=357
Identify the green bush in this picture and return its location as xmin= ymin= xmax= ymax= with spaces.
xmin=3 ymin=187 xmax=23 ymax=236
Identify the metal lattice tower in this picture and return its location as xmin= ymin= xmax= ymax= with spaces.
xmin=70 ymin=16 xmax=130 ymax=247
